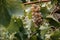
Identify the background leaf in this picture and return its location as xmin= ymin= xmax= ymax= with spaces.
xmin=0 ymin=0 xmax=11 ymax=26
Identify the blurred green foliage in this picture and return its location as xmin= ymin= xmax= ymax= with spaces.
xmin=0 ymin=0 xmax=60 ymax=40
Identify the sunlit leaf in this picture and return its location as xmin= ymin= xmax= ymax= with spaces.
xmin=7 ymin=17 xmax=23 ymax=33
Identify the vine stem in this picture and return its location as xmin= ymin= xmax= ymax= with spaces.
xmin=24 ymin=0 xmax=50 ymax=5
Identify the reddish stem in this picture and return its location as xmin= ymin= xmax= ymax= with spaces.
xmin=24 ymin=0 xmax=50 ymax=5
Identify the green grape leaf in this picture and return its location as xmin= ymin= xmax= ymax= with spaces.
xmin=51 ymin=0 xmax=57 ymax=4
xmin=0 ymin=0 xmax=11 ymax=26
xmin=40 ymin=7 xmax=50 ymax=18
xmin=30 ymin=35 xmax=37 ymax=40
xmin=46 ymin=17 xmax=60 ymax=27
xmin=7 ymin=17 xmax=23 ymax=33
xmin=51 ymin=31 xmax=60 ymax=40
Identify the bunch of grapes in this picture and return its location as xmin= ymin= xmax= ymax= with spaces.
xmin=31 ymin=4 xmax=43 ymax=26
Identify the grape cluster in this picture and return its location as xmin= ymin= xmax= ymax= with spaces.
xmin=31 ymin=4 xmax=43 ymax=25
